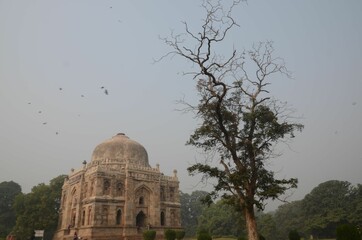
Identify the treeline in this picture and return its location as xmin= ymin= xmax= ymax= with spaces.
xmin=258 ymin=180 xmax=362 ymax=239
xmin=0 ymin=175 xmax=67 ymax=240
xmin=181 ymin=180 xmax=362 ymax=239
xmin=1 ymin=178 xmax=361 ymax=240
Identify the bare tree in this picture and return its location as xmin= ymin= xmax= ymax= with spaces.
xmin=160 ymin=1 xmax=303 ymax=240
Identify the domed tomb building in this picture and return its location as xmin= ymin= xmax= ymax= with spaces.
xmin=53 ymin=133 xmax=181 ymax=240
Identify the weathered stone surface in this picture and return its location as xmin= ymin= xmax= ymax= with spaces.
xmin=53 ymin=134 xmax=182 ymax=240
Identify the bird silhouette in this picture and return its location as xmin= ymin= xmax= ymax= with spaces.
xmin=104 ymin=89 xmax=109 ymax=95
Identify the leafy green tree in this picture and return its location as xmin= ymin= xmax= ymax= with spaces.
xmin=197 ymin=199 xmax=245 ymax=237
xmin=302 ymin=180 xmax=351 ymax=238
xmin=0 ymin=181 xmax=22 ymax=238
xmin=288 ymin=230 xmax=300 ymax=240
xmin=13 ymin=175 xmax=66 ymax=240
xmin=143 ymin=230 xmax=156 ymax=240
xmin=336 ymin=224 xmax=361 ymax=240
xmin=272 ymin=200 xmax=304 ymax=239
xmin=348 ymin=184 xmax=362 ymax=227
xmin=256 ymin=212 xmax=277 ymax=240
xmin=180 ymin=191 xmax=209 ymax=237
xmin=164 ymin=229 xmax=176 ymax=240
xmin=175 ymin=230 xmax=185 ymax=240
xmin=197 ymin=230 xmax=212 ymax=240
xmin=260 ymin=180 xmax=362 ymax=240
xmin=161 ymin=1 xmax=303 ymax=239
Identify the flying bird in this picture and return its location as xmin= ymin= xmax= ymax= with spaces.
xmin=42 ymin=122 xmax=47 ymax=125
xmin=59 ymin=88 xmax=62 ymax=91
xmin=38 ymin=111 xmax=42 ymax=114
xmin=81 ymin=95 xmax=84 ymax=97
xmin=104 ymin=89 xmax=109 ymax=95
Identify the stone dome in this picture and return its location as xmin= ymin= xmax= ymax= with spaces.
xmin=91 ymin=133 xmax=149 ymax=167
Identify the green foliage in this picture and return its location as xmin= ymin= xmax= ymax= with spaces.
xmin=197 ymin=199 xmax=245 ymax=237
xmin=181 ymin=181 xmax=362 ymax=240
xmin=336 ymin=224 xmax=361 ymax=240
xmin=302 ymin=180 xmax=352 ymax=238
xmin=257 ymin=180 xmax=362 ymax=240
xmin=257 ymin=212 xmax=277 ymax=240
xmin=175 ymin=230 xmax=185 ymax=240
xmin=164 ymin=229 xmax=176 ymax=240
xmin=348 ymin=184 xmax=362 ymax=226
xmin=268 ymin=200 xmax=304 ymax=240
xmin=197 ymin=230 xmax=212 ymax=240
xmin=180 ymin=191 xmax=209 ymax=237
xmin=143 ymin=230 xmax=156 ymax=240
xmin=0 ymin=181 xmax=22 ymax=238
xmin=12 ymin=175 xmax=67 ymax=240
xmin=288 ymin=230 xmax=300 ymax=240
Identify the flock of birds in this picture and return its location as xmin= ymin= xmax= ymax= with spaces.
xmin=27 ymin=86 xmax=109 ymax=135
xmin=25 ymin=5 xmax=121 ymax=136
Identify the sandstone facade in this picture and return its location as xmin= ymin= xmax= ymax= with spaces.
xmin=53 ymin=133 xmax=181 ymax=240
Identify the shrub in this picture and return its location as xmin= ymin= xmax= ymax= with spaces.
xmin=164 ymin=229 xmax=176 ymax=240
xmin=259 ymin=234 xmax=266 ymax=240
xmin=143 ymin=230 xmax=156 ymax=240
xmin=175 ymin=230 xmax=185 ymax=240
xmin=288 ymin=230 xmax=300 ymax=240
xmin=336 ymin=224 xmax=361 ymax=240
xmin=197 ymin=230 xmax=212 ymax=240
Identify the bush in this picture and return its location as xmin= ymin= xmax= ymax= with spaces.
xmin=143 ymin=230 xmax=156 ymax=240
xmin=164 ymin=229 xmax=176 ymax=240
xmin=175 ymin=230 xmax=185 ymax=240
xmin=336 ymin=224 xmax=361 ymax=240
xmin=259 ymin=234 xmax=266 ymax=240
xmin=288 ymin=230 xmax=300 ymax=240
xmin=197 ymin=230 xmax=212 ymax=240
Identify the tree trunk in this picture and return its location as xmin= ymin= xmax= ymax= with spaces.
xmin=244 ymin=206 xmax=259 ymax=240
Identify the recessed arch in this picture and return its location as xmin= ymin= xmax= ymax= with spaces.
xmin=136 ymin=211 xmax=146 ymax=227
xmin=160 ymin=211 xmax=165 ymax=226
xmin=116 ymin=209 xmax=122 ymax=225
xmin=135 ymin=185 xmax=151 ymax=206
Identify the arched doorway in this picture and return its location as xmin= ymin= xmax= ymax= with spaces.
xmin=160 ymin=211 xmax=165 ymax=226
xmin=136 ymin=211 xmax=146 ymax=227
xmin=116 ymin=209 xmax=122 ymax=225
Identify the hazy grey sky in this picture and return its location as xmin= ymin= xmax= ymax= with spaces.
xmin=1 ymin=0 xmax=361 ymax=211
